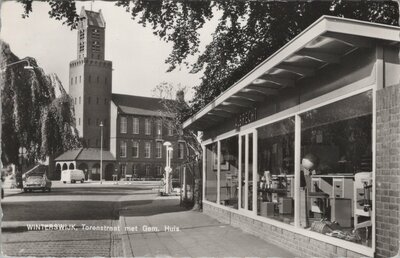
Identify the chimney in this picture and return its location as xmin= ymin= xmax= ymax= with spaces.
xmin=176 ymin=90 xmax=185 ymax=102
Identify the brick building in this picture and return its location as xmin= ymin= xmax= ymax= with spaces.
xmin=184 ymin=16 xmax=400 ymax=258
xmin=55 ymin=7 xmax=187 ymax=181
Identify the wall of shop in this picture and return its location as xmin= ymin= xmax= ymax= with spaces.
xmin=376 ymin=84 xmax=400 ymax=258
xmin=204 ymin=203 xmax=365 ymax=258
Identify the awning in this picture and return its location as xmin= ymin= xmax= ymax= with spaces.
xmin=183 ymin=15 xmax=400 ymax=131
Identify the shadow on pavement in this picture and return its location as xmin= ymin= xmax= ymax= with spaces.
xmin=3 ymin=199 xmax=148 ymax=221
xmin=119 ymin=198 xmax=191 ymax=217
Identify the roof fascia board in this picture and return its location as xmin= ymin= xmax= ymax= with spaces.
xmin=184 ymin=16 xmax=400 ymax=129
xmin=183 ymin=17 xmax=329 ymax=129
xmin=324 ymin=17 xmax=400 ymax=42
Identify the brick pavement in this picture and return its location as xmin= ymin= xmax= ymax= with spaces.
xmin=1 ymin=220 xmax=121 ymax=257
xmin=118 ymin=196 xmax=296 ymax=257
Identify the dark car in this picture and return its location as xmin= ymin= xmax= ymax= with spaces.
xmin=23 ymin=173 xmax=52 ymax=192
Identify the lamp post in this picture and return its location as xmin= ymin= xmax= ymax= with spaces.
xmin=1 ymin=58 xmax=35 ymax=72
xmin=163 ymin=141 xmax=173 ymax=194
xmin=18 ymin=146 xmax=27 ymax=189
xmin=100 ymin=121 xmax=103 ymax=184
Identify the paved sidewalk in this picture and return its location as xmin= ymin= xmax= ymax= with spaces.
xmin=118 ymin=196 xmax=295 ymax=257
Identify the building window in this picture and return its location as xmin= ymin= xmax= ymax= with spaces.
xmin=120 ymin=141 xmax=127 ymax=158
xmin=156 ymin=142 xmax=162 ymax=158
xmin=205 ymin=143 xmax=218 ymax=203
xmin=145 ymin=165 xmax=150 ymax=177
xmin=132 ymin=164 xmax=138 ymax=177
xmin=168 ymin=122 xmax=173 ymax=136
xmin=156 ymin=166 xmax=163 ymax=177
xmin=120 ymin=164 xmax=127 ymax=178
xmin=298 ymin=90 xmax=372 ymax=244
xmin=178 ymin=142 xmax=185 ymax=159
xmin=132 ymin=117 xmax=139 ymax=134
xmin=132 ymin=141 xmax=139 ymax=158
xmin=156 ymin=120 xmax=162 ymax=136
xmin=257 ymin=117 xmax=295 ymax=220
xmin=145 ymin=119 xmax=151 ymax=135
xmin=120 ymin=117 xmax=127 ymax=133
xmin=145 ymin=142 xmax=151 ymax=158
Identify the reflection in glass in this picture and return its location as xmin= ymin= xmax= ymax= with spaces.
xmin=300 ymin=90 xmax=372 ymax=247
xmin=257 ymin=117 xmax=295 ymax=224
xmin=219 ymin=136 xmax=239 ymax=209
xmin=205 ymin=143 xmax=217 ymax=203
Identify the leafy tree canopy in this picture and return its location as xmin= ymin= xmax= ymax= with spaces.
xmin=19 ymin=0 xmax=399 ymax=115
xmin=1 ymin=40 xmax=80 ymax=166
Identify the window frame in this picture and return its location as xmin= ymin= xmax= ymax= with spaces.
xmin=132 ymin=117 xmax=139 ymax=134
xmin=120 ymin=141 xmax=127 ymax=158
xmin=200 ymin=86 xmax=376 ymax=255
xmin=120 ymin=116 xmax=127 ymax=134
xmin=144 ymin=142 xmax=151 ymax=158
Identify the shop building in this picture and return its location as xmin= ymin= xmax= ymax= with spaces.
xmin=183 ymin=16 xmax=400 ymax=258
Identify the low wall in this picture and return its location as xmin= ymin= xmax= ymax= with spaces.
xmin=203 ymin=203 xmax=366 ymax=258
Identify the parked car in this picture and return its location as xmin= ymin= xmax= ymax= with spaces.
xmin=61 ymin=169 xmax=85 ymax=184
xmin=23 ymin=173 xmax=52 ymax=192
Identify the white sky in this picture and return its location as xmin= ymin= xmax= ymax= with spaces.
xmin=0 ymin=1 xmax=215 ymax=100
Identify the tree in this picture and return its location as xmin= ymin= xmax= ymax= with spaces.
xmin=1 ymin=40 xmax=80 ymax=173
xmin=18 ymin=1 xmax=398 ymax=113
xmin=152 ymin=82 xmax=203 ymax=210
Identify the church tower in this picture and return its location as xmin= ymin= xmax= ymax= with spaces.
xmin=69 ymin=7 xmax=112 ymax=149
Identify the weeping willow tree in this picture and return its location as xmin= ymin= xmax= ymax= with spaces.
xmin=1 ymin=40 xmax=80 ymax=174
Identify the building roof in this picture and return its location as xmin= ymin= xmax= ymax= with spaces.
xmin=55 ymin=148 xmax=115 ymax=162
xmin=80 ymin=7 xmax=105 ymax=28
xmin=183 ymin=16 xmax=400 ymax=131
xmin=112 ymin=93 xmax=174 ymax=117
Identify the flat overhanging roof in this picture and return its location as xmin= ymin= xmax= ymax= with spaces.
xmin=183 ymin=15 xmax=400 ymax=131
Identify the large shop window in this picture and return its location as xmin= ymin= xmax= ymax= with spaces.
xmin=257 ymin=117 xmax=295 ymax=224
xmin=219 ymin=135 xmax=239 ymax=209
xmin=300 ymin=90 xmax=373 ymax=247
xmin=205 ymin=143 xmax=218 ymax=203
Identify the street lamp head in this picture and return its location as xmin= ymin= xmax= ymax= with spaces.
xmin=163 ymin=141 xmax=172 ymax=147
xmin=23 ymin=65 xmax=34 ymax=70
xmin=99 ymin=121 xmax=104 ymax=127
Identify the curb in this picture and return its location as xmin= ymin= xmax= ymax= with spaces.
xmin=118 ymin=216 xmax=134 ymax=257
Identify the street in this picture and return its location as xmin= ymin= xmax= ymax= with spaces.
xmin=1 ymin=181 xmax=162 ymax=257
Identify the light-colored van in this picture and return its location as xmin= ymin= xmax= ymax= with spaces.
xmin=61 ymin=169 xmax=85 ymax=184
